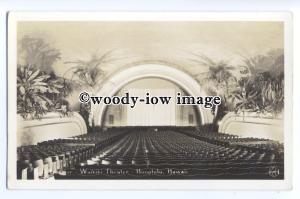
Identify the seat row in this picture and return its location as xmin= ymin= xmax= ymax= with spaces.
xmin=16 ymin=129 xmax=129 ymax=180
xmin=84 ymin=130 xmax=283 ymax=169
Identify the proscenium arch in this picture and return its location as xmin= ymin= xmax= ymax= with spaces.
xmin=93 ymin=63 xmax=214 ymax=126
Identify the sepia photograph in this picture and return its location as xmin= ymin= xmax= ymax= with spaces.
xmin=7 ymin=12 xmax=292 ymax=189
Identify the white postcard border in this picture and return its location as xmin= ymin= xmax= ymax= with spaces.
xmin=7 ymin=12 xmax=293 ymax=190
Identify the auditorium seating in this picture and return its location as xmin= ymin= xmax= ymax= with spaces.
xmin=87 ymin=130 xmax=283 ymax=165
xmin=16 ymin=128 xmax=128 ymax=179
xmin=17 ymin=127 xmax=284 ymax=180
xmin=178 ymin=128 xmax=284 ymax=155
xmin=80 ymin=129 xmax=283 ymax=179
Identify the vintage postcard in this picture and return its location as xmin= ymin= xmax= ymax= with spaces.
xmin=7 ymin=12 xmax=292 ymax=190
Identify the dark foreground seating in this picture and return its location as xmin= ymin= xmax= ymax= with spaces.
xmin=17 ymin=128 xmax=128 ymax=180
xmin=17 ymin=127 xmax=284 ymax=180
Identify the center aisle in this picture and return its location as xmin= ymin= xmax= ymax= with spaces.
xmin=54 ymin=128 xmax=284 ymax=179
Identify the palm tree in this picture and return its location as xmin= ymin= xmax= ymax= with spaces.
xmin=64 ymin=50 xmax=120 ymax=90
xmin=231 ymin=80 xmax=258 ymax=121
xmin=64 ymin=50 xmax=118 ymax=130
xmin=239 ymin=49 xmax=284 ymax=118
xmin=17 ymin=36 xmax=71 ymax=119
xmin=190 ymin=54 xmax=237 ymax=120
xmin=19 ymin=36 xmax=61 ymax=73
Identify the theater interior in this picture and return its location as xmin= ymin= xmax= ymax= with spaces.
xmin=16 ymin=78 xmax=284 ymax=180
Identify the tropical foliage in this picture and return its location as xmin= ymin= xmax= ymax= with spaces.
xmin=19 ymin=36 xmax=61 ymax=73
xmin=17 ymin=36 xmax=70 ymax=119
xmin=191 ymin=54 xmax=236 ymax=121
xmin=192 ymin=49 xmax=284 ymax=122
xmin=64 ymin=51 xmax=116 ymax=130
xmin=17 ymin=36 xmax=284 ymax=125
xmin=17 ymin=66 xmax=64 ymax=119
xmin=64 ymin=51 xmax=116 ymax=89
xmin=237 ymin=49 xmax=284 ymax=118
xmin=231 ymin=80 xmax=258 ymax=120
